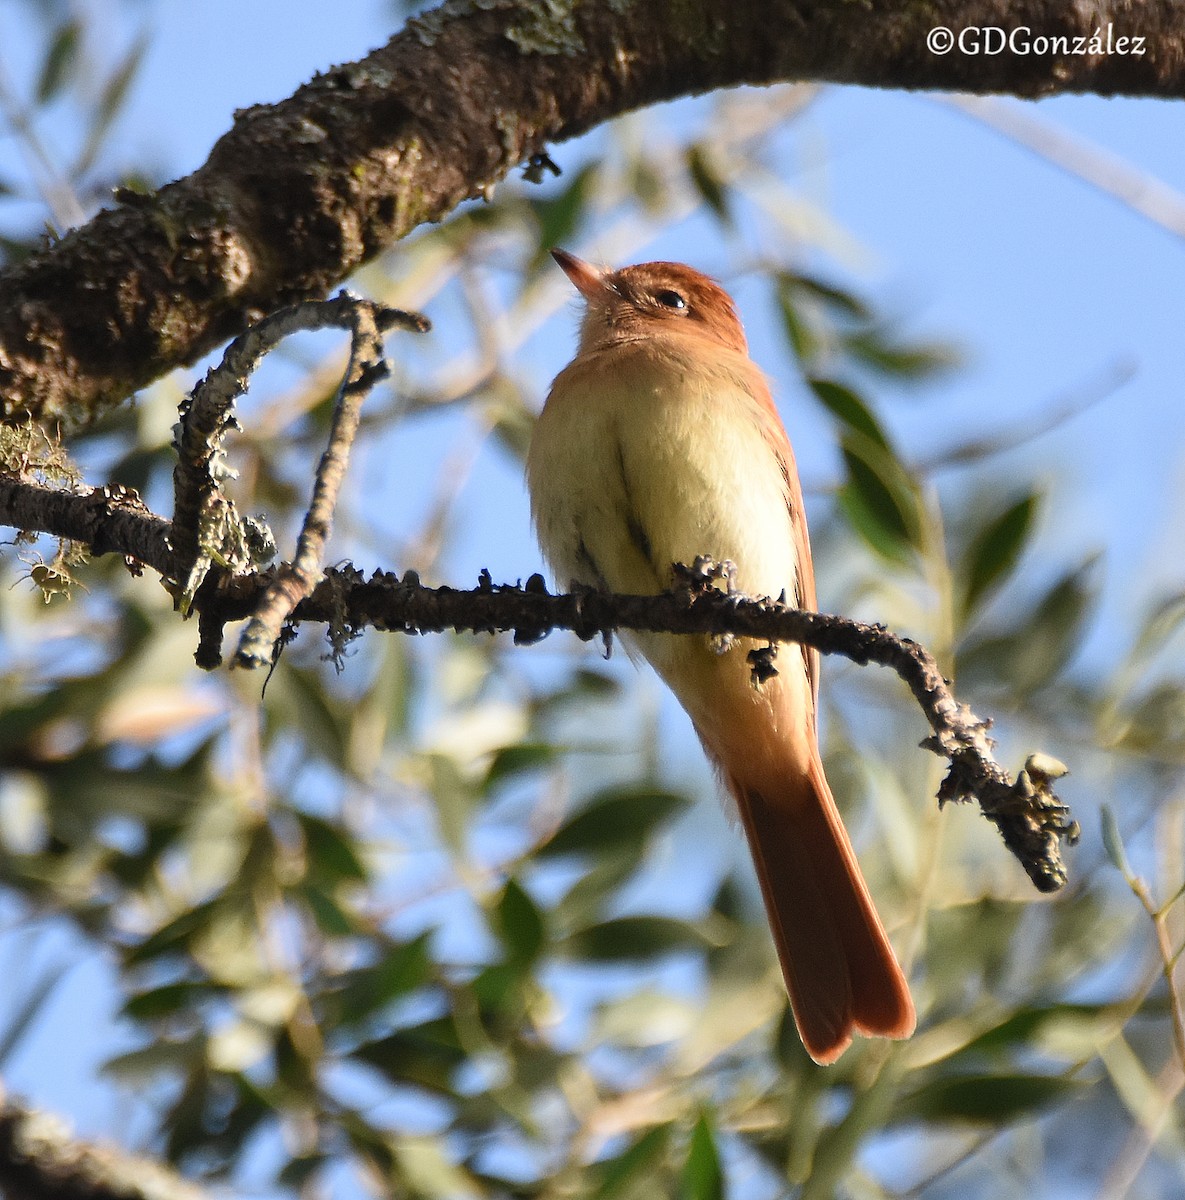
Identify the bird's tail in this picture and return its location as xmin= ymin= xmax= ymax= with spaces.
xmin=724 ymin=750 xmax=915 ymax=1063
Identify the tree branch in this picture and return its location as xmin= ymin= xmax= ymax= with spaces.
xmin=0 ymin=1088 xmax=209 ymax=1200
xmin=2 ymin=0 xmax=1183 ymax=428
xmin=0 ymin=467 xmax=1081 ymax=891
xmin=232 ymin=299 xmax=427 ymax=667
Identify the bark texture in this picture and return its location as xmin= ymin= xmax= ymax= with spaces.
xmin=1 ymin=0 xmax=1183 ymax=427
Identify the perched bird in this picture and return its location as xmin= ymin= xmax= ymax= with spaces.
xmin=526 ymin=250 xmax=915 ymax=1063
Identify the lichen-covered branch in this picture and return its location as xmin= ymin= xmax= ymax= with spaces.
xmin=2 ymin=0 xmax=1185 ymax=429
xmin=169 ymin=292 xmax=428 ymax=622
xmin=0 ymin=1088 xmax=209 ymax=1200
xmin=232 ymin=299 xmax=428 ymax=667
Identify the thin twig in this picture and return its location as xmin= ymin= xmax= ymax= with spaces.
xmin=234 ymin=299 xmax=427 ymax=667
xmin=944 ymin=95 xmax=1185 ymax=241
xmin=913 ymin=359 xmax=1136 ymax=475
xmin=170 ymin=291 xmax=428 ymax=613
xmin=1129 ymin=876 xmax=1185 ymax=1072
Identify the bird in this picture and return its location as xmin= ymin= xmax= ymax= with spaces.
xmin=526 ymin=249 xmax=916 ymax=1063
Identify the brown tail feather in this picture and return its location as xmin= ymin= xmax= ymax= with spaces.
xmin=726 ymin=755 xmax=915 ymax=1064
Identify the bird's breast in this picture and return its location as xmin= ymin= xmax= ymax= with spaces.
xmin=528 ymin=339 xmax=798 ymax=602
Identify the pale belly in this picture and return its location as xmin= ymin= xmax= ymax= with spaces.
xmin=527 ymin=340 xmax=813 ymax=748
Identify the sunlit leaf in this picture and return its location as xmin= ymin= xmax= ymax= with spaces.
xmin=808 ymin=377 xmax=889 ymax=448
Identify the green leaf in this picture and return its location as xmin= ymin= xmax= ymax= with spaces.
xmin=37 ymin=20 xmax=81 ymax=105
xmin=592 ymin=1124 xmax=672 ymax=1200
xmin=1129 ymin=592 xmax=1185 ymax=668
xmin=775 ymin=276 xmax=821 ymax=364
xmin=953 ymin=1003 xmax=1110 ymax=1058
xmin=808 ymin=377 xmax=889 ymax=449
xmin=897 ymin=1073 xmax=1083 ymax=1125
xmin=124 ymin=897 xmax=222 ymax=966
xmin=0 ymin=958 xmax=69 ymax=1067
xmin=961 ymin=493 xmax=1039 ymax=618
xmin=75 ymin=33 xmax=149 ymax=178
xmin=296 ymin=811 xmax=368 ymax=886
xmin=121 ymin=981 xmax=221 ymax=1022
xmin=842 ymin=326 xmax=961 ymax=380
xmin=495 ymin=877 xmax=546 ymax=967
xmin=779 ymin=272 xmax=871 ymax=321
xmin=1101 ymin=806 xmax=1134 ymax=879
xmin=686 ymin=144 xmax=731 ymax=225
xmin=485 ymin=742 xmax=556 ymax=787
xmin=539 ymin=786 xmax=688 ymax=859
xmin=351 ymin=1017 xmax=466 ymax=1094
xmin=681 ymin=1113 xmax=724 ymax=1200
xmin=564 ymin=916 xmax=714 ymax=963
xmin=555 ymin=849 xmax=648 ymax=928
xmin=837 ymin=430 xmax=925 ymax=563
xmin=298 ymin=882 xmax=358 ymax=937
xmin=959 ymin=558 xmax=1097 ymax=693
xmin=333 ymin=936 xmax=433 ymax=1027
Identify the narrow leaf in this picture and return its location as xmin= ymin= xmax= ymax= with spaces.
xmin=37 ymin=21 xmax=81 ymax=105
xmin=837 ymin=430 xmax=925 ymax=563
xmin=686 ymin=144 xmax=731 ymax=225
xmin=808 ymin=377 xmax=889 ymax=448
xmin=593 ymin=1125 xmax=672 ymax=1200
xmin=495 ymin=877 xmax=546 ymax=967
xmin=681 ymin=1112 xmax=724 ymax=1200
xmin=1101 ymin=806 xmax=1134 ymax=879
xmin=564 ymin=916 xmax=714 ymax=963
xmin=539 ymin=786 xmax=688 ymax=859
xmin=897 ymin=1073 xmax=1082 ymax=1124
xmin=962 ymin=493 xmax=1039 ymax=617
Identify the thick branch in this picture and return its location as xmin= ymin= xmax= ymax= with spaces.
xmin=2 ymin=0 xmax=1183 ymax=427
xmin=0 ymin=1088 xmax=208 ymax=1200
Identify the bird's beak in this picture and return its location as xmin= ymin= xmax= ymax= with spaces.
xmin=551 ymin=249 xmax=608 ymax=300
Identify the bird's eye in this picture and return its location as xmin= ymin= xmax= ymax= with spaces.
xmin=655 ymin=289 xmax=687 ymax=310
